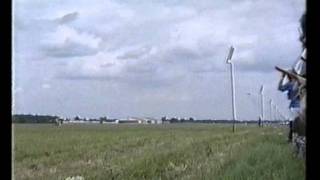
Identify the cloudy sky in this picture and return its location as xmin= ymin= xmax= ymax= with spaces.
xmin=13 ymin=0 xmax=305 ymax=120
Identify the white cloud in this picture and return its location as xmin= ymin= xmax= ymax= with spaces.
xmin=14 ymin=87 xmax=24 ymax=93
xmin=43 ymin=25 xmax=101 ymax=49
xmin=13 ymin=0 xmax=305 ymax=118
xmin=42 ymin=83 xmax=51 ymax=89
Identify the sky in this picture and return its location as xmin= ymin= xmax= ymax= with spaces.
xmin=13 ymin=0 xmax=305 ymax=120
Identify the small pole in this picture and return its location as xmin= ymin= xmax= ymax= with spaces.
xmin=270 ymin=99 xmax=273 ymax=121
xmin=273 ymin=104 xmax=276 ymax=121
xmin=246 ymin=92 xmax=259 ymax=123
xmin=275 ymin=105 xmax=278 ymax=120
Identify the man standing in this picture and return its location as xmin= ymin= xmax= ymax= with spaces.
xmin=278 ymin=71 xmax=300 ymax=142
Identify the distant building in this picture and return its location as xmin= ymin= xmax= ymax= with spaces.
xmin=116 ymin=117 xmax=162 ymax=124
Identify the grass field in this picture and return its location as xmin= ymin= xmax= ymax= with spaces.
xmin=13 ymin=123 xmax=305 ymax=180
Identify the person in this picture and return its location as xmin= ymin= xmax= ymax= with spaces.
xmin=275 ymin=12 xmax=306 ymax=156
xmin=278 ymin=70 xmax=300 ymax=142
xmin=278 ymin=71 xmax=300 ymax=109
xmin=258 ymin=116 xmax=262 ymax=127
xmin=288 ymin=120 xmax=293 ymax=142
xmin=292 ymin=48 xmax=306 ymax=78
xmin=299 ymin=13 xmax=306 ymax=48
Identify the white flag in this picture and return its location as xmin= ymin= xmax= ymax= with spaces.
xmin=260 ymin=85 xmax=264 ymax=94
xmin=226 ymin=46 xmax=234 ymax=63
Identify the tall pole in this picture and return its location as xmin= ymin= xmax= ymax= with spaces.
xmin=230 ymin=62 xmax=237 ymax=132
xmin=260 ymin=85 xmax=264 ymax=126
xmin=226 ymin=46 xmax=236 ymax=133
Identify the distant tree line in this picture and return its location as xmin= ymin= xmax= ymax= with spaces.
xmin=12 ymin=114 xmax=118 ymax=124
xmin=161 ymin=117 xmax=283 ymax=124
xmin=161 ymin=117 xmax=195 ymax=123
xmin=12 ymin=114 xmax=284 ymax=124
xmin=12 ymin=114 xmax=59 ymax=123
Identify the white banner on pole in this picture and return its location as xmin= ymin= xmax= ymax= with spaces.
xmin=226 ymin=46 xmax=234 ymax=63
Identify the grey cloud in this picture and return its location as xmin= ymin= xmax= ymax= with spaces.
xmin=42 ymin=39 xmax=99 ymax=58
xmin=125 ymin=62 xmax=157 ymax=74
xmin=191 ymin=64 xmax=223 ymax=74
xmin=56 ymin=67 xmax=181 ymax=89
xmin=55 ymin=42 xmax=223 ymax=84
xmin=56 ymin=74 xmax=121 ymax=81
xmin=166 ymin=47 xmax=200 ymax=61
xmin=117 ymin=46 xmax=152 ymax=60
xmin=123 ymin=74 xmax=182 ymax=89
xmin=55 ymin=56 xmax=183 ymax=89
xmin=237 ymin=61 xmax=275 ymax=73
xmin=235 ymin=35 xmax=302 ymax=72
xmin=55 ymin=67 xmax=122 ymax=82
xmin=100 ymin=62 xmax=115 ymax=68
xmin=56 ymin=12 xmax=79 ymax=24
xmin=142 ymin=42 xmax=225 ymax=73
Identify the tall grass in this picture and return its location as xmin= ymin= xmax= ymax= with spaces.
xmin=13 ymin=124 xmax=304 ymax=180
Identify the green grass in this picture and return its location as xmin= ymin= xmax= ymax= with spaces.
xmin=13 ymin=123 xmax=305 ymax=180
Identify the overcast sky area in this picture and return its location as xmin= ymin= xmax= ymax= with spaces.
xmin=13 ymin=0 xmax=305 ymax=120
